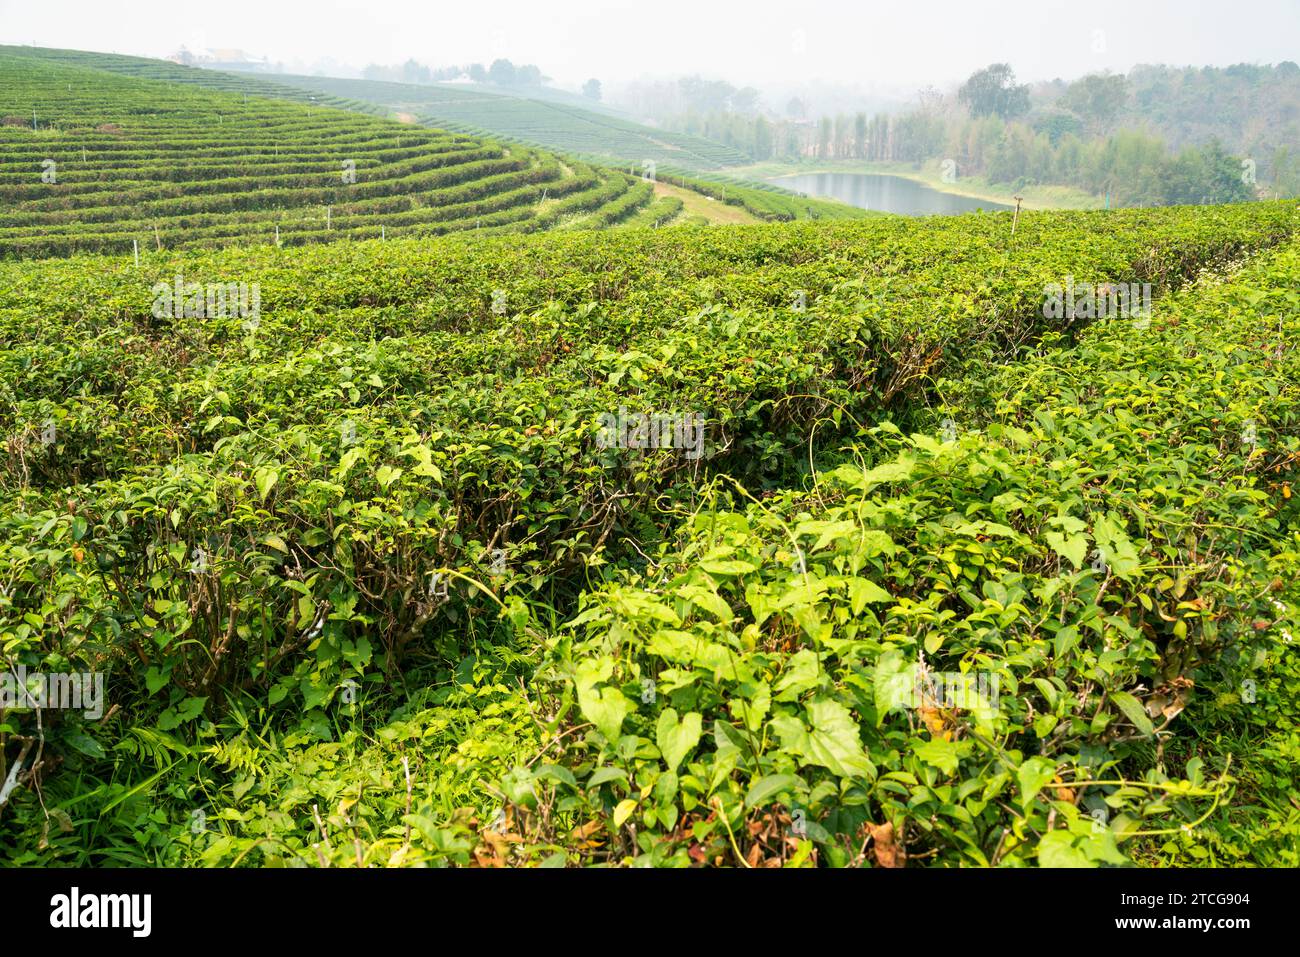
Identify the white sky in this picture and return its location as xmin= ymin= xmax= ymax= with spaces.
xmin=1 ymin=0 xmax=1297 ymax=93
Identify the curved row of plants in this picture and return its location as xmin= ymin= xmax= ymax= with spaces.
xmin=527 ymin=243 xmax=1299 ymax=865
xmin=0 ymin=54 xmax=656 ymax=257
xmin=0 ymin=202 xmax=1297 ymax=865
xmin=118 ymin=225 xmax=1297 ymax=870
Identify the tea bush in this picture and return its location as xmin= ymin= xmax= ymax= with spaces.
xmin=0 ymin=53 xmax=655 ymax=257
xmin=1 ymin=199 xmax=1297 ymax=867
xmin=481 ymin=235 xmax=1298 ymax=867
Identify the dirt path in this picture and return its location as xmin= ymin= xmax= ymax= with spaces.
xmin=653 ymin=181 xmax=759 ymax=224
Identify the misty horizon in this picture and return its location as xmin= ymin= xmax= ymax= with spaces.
xmin=2 ymin=0 xmax=1298 ymax=104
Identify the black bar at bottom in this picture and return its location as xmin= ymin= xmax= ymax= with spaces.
xmin=2 ymin=865 xmax=1285 ymax=943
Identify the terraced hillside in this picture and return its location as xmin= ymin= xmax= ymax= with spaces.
xmin=0 ymin=45 xmax=405 ymax=116
xmin=267 ymin=74 xmax=753 ymax=171
xmin=219 ymin=73 xmax=861 ymax=218
xmin=0 ymin=52 xmax=656 ymax=257
xmin=1 ymin=46 xmax=871 ymax=228
xmin=0 ymin=45 xmax=751 ymax=172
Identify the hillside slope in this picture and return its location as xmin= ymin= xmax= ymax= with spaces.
xmin=266 ymin=73 xmax=753 ymax=172
xmin=0 ymin=51 xmax=657 ymax=257
xmin=1 ymin=46 xmax=873 ymax=229
xmin=0 ymin=45 xmax=752 ymax=172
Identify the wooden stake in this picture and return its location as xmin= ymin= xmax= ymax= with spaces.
xmin=133 ymin=238 xmax=139 ymax=267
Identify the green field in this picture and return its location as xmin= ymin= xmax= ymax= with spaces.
xmin=266 ymin=73 xmax=755 ymax=172
xmin=0 ymin=51 xmax=686 ymax=256
xmin=2 ymin=46 xmax=883 ymax=227
xmin=0 ymin=46 xmax=752 ymax=173
xmin=1 ymin=184 xmax=1297 ymax=867
xmin=0 ymin=49 xmax=873 ymax=254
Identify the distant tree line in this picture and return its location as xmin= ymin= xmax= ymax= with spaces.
xmin=361 ymin=58 xmax=548 ymax=88
xmin=663 ymin=62 xmax=1300 ymax=206
xmin=615 ymin=75 xmax=762 ymax=122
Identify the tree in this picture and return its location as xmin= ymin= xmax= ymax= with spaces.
xmin=1159 ymin=139 xmax=1254 ymax=205
xmin=678 ymin=76 xmax=735 ymax=113
xmin=917 ymin=85 xmax=944 ymax=114
xmin=818 ymin=116 xmax=833 ymax=159
xmin=1033 ymin=107 xmax=1085 ymax=145
xmin=1272 ymin=146 xmax=1300 ymax=198
xmin=853 ymin=113 xmax=867 ymax=159
xmin=400 ymin=59 xmax=430 ymax=84
xmin=488 ymin=59 xmax=517 ymax=85
xmin=958 ymin=64 xmax=1031 ymax=120
xmin=515 ymin=64 xmax=544 ymax=86
xmin=731 ymin=87 xmax=761 ymax=114
xmin=1060 ymin=73 xmax=1129 ymax=134
xmin=753 ymin=115 xmax=773 ymax=160
xmin=468 ymin=63 xmax=487 ymax=83
xmin=582 ymin=78 xmax=602 ymax=101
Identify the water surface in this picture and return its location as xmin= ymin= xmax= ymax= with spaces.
xmin=770 ymin=172 xmax=1013 ymax=215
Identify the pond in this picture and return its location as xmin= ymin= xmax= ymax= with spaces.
xmin=769 ymin=172 xmax=1014 ymax=216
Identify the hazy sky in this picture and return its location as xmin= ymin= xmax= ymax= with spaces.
xmin=1 ymin=0 xmax=1297 ymax=93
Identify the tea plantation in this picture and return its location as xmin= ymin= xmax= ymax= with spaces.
xmin=1 ymin=46 xmax=869 ymax=230
xmin=0 ymin=173 xmax=1297 ymax=867
xmin=1 ymin=45 xmax=751 ymax=173
xmin=1 ymin=51 xmax=746 ymax=257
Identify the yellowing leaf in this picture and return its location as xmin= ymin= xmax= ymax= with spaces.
xmin=613 ymin=799 xmax=638 ymax=829
xmin=1045 ymin=531 xmax=1088 ymax=569
xmin=656 ymin=708 xmax=703 ymax=772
